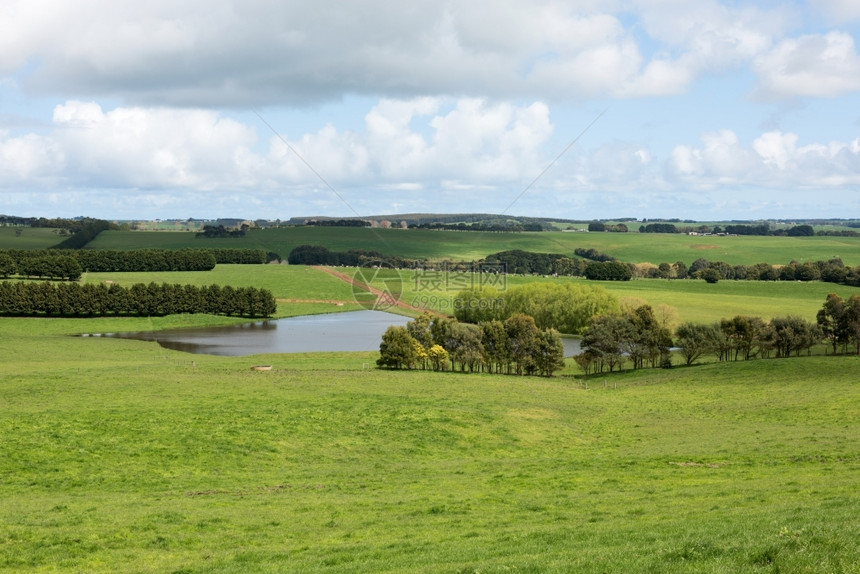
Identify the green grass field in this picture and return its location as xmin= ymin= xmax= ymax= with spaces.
xmin=85 ymin=227 xmax=860 ymax=267
xmin=0 ymin=227 xmax=66 ymax=249
xmin=73 ymin=264 xmax=860 ymax=326
xmin=382 ymin=268 xmax=860 ymax=325
xmin=0 ymin=318 xmax=858 ymax=573
xmin=2 ymin=228 xmax=859 ymax=572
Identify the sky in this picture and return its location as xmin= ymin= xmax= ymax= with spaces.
xmin=1 ymin=0 xmax=860 ymax=222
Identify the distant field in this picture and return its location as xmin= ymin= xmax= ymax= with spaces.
xmin=83 ymin=264 xmax=355 ymax=302
xmin=75 ymin=264 xmax=860 ymax=326
xmin=0 ymin=318 xmax=857 ymax=573
xmin=0 ymin=227 xmax=65 ymax=249
xmin=383 ymin=268 xmax=859 ymax=326
xmin=88 ymin=227 xmax=860 ymax=266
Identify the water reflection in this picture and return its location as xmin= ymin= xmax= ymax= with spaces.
xmin=100 ymin=310 xmax=582 ymax=357
xmin=104 ymin=310 xmax=411 ymax=356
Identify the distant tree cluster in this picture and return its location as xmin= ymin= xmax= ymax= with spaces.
xmin=573 ymin=247 xmax=616 ymax=262
xmin=305 ymin=219 xmax=371 ymax=227
xmin=675 ymin=257 xmax=860 ymax=286
xmin=378 ymin=312 xmax=566 ymax=376
xmin=587 ymin=222 xmax=628 ymax=232
xmin=0 ymin=281 xmax=276 ymax=318
xmin=481 ymin=249 xmax=584 ymax=275
xmin=1 ymin=248 xmax=267 ymax=275
xmin=639 ymin=223 xmax=680 ymax=233
xmin=287 ymin=245 xmax=422 ymax=268
xmin=52 ymin=219 xmax=118 ymax=249
xmin=196 ymin=225 xmax=247 ymax=238
xmin=582 ymin=261 xmax=634 ymax=281
xmin=410 ymin=221 xmax=549 ymax=232
xmin=453 ymin=282 xmax=618 ymax=334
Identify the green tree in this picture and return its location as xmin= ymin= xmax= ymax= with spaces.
xmin=0 ymin=253 xmax=16 ymax=278
xmin=535 ymin=328 xmax=566 ymax=376
xmin=447 ymin=322 xmax=485 ymax=372
xmin=427 ymin=344 xmax=449 ymax=371
xmin=699 ymin=268 xmax=721 ymax=283
xmin=377 ymin=326 xmax=419 ymax=369
xmin=504 ymin=313 xmax=540 ymax=375
xmin=769 ymin=316 xmax=820 ymax=358
xmin=580 ymin=314 xmax=636 ymax=373
xmin=480 ymin=319 xmax=509 ymax=374
xmin=675 ymin=322 xmax=720 ymax=366
xmin=817 ymin=293 xmax=851 ymax=354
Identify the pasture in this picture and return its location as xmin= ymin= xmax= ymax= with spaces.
xmin=73 ymin=263 xmax=860 ymax=326
xmin=2 ymin=227 xmax=859 ymax=572
xmin=380 ymin=267 xmax=859 ymax=325
xmin=0 ymin=227 xmax=67 ymax=249
xmin=85 ymin=227 xmax=860 ymax=267
xmin=0 ymin=318 xmax=858 ymax=573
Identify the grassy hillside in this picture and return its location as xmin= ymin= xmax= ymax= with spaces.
xmin=87 ymin=227 xmax=860 ymax=267
xmin=73 ymin=264 xmax=860 ymax=326
xmin=0 ymin=319 xmax=857 ymax=573
xmin=0 ymin=227 xmax=65 ymax=249
xmin=375 ymin=268 xmax=859 ymax=325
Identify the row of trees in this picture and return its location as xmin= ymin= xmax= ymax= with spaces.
xmin=195 ymin=224 xmax=247 ymax=238
xmin=453 ymin=282 xmax=619 ymax=334
xmin=575 ymin=294 xmax=860 ymax=374
xmin=0 ymin=254 xmax=82 ymax=281
xmin=0 ymin=281 xmax=276 ymax=318
xmin=636 ymin=222 xmax=816 ymax=236
xmin=612 ymin=257 xmax=860 ymax=286
xmin=378 ymin=312 xmax=566 ymax=376
xmin=0 ymin=248 xmax=268 ymax=277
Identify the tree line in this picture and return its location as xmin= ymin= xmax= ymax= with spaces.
xmin=287 ymin=245 xmax=859 ymax=286
xmin=0 ymin=281 xmax=276 ymax=318
xmin=378 ymin=312 xmax=566 ymax=377
xmin=663 ymin=257 xmax=860 ymax=286
xmin=636 ymin=222 xmax=818 ymax=236
xmin=574 ymin=293 xmax=860 ymax=374
xmin=0 ymin=248 xmax=268 ymax=279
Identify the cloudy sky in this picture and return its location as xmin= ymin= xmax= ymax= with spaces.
xmin=2 ymin=0 xmax=859 ymax=221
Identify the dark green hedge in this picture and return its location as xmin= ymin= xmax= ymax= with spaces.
xmin=0 ymin=281 xmax=276 ymax=318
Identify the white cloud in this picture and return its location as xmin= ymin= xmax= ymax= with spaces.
xmin=810 ymin=0 xmax=860 ymax=24
xmin=0 ymin=0 xmax=803 ymax=106
xmin=669 ymin=128 xmax=860 ymax=188
xmin=754 ymin=32 xmax=860 ymax=98
xmin=0 ymin=98 xmax=557 ymax=196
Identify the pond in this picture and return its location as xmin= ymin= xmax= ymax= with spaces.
xmin=97 ymin=310 xmax=582 ymax=357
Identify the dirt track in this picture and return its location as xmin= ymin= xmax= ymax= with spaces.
xmin=312 ymin=265 xmax=445 ymax=316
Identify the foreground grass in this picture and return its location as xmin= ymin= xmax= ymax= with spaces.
xmin=1 ymin=318 xmax=858 ymax=573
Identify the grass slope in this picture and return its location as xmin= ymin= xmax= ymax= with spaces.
xmin=385 ymin=269 xmax=860 ymax=325
xmin=0 ymin=321 xmax=858 ymax=573
xmin=87 ymin=228 xmax=860 ymax=267
xmin=0 ymin=227 xmax=65 ymax=249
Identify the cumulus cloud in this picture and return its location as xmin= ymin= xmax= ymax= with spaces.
xmin=811 ymin=0 xmax=860 ymax=23
xmin=668 ymin=128 xmax=860 ymax=188
xmin=0 ymin=0 xmax=806 ymax=106
xmin=754 ymin=32 xmax=860 ymax=98
xmin=0 ymin=98 xmax=558 ymax=196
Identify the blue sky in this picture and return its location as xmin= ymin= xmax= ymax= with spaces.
xmin=1 ymin=0 xmax=859 ymax=221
